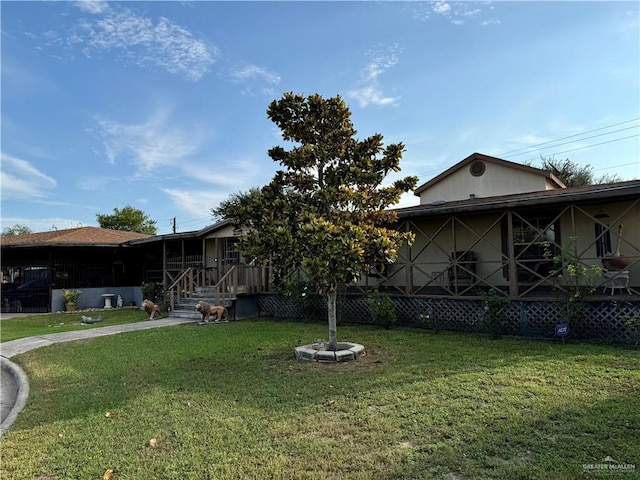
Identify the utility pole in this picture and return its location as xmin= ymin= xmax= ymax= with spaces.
xmin=172 ymin=217 xmax=176 ymax=234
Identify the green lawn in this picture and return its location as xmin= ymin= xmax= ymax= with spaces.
xmin=0 ymin=308 xmax=157 ymax=342
xmin=1 ymin=319 xmax=639 ymax=480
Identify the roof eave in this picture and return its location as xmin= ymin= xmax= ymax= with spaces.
xmin=399 ymin=183 xmax=640 ymax=219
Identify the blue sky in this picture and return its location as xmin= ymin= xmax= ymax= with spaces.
xmin=2 ymin=1 xmax=638 ymax=235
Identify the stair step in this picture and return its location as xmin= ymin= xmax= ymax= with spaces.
xmin=173 ymin=294 xmax=234 ymax=318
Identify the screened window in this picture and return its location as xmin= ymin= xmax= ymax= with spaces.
xmin=594 ymin=221 xmax=612 ymax=257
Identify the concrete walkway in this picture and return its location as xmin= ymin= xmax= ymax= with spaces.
xmin=0 ymin=317 xmax=198 ymax=436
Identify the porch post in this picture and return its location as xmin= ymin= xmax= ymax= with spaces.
xmin=506 ymin=210 xmax=519 ymax=298
xmin=162 ymin=241 xmax=167 ymax=288
xmin=202 ymin=237 xmax=206 ymax=286
xmin=181 ymin=240 xmax=185 ymax=270
xmin=405 ymin=221 xmax=413 ymax=295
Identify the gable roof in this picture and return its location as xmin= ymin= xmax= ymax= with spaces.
xmin=414 ymin=152 xmax=566 ymax=196
xmin=0 ymin=226 xmax=153 ymax=248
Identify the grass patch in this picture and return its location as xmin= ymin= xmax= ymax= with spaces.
xmin=2 ymin=320 xmax=639 ymax=479
xmin=0 ymin=308 xmax=156 ymax=342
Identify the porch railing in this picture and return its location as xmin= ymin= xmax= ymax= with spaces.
xmin=166 ymin=267 xmax=203 ymax=311
xmin=167 ymin=264 xmax=271 ymax=309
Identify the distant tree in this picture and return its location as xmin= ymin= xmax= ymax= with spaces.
xmin=217 ymin=92 xmax=418 ymax=350
xmin=1 ymin=224 xmax=33 ymax=237
xmin=211 ymin=188 xmax=263 ymax=222
xmin=532 ymin=156 xmax=622 ymax=187
xmin=96 ymin=205 xmax=157 ymax=235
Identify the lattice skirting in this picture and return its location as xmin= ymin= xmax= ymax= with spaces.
xmin=258 ymin=294 xmax=640 ymax=344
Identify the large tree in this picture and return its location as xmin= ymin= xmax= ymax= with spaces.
xmin=217 ymin=93 xmax=417 ymax=350
xmin=96 ymin=205 xmax=158 ymax=235
xmin=532 ymin=156 xmax=622 ymax=187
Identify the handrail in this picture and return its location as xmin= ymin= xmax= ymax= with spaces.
xmin=214 ymin=265 xmax=237 ymax=289
xmin=167 ymin=267 xmax=194 ymax=292
xmin=214 ymin=266 xmax=237 ymax=305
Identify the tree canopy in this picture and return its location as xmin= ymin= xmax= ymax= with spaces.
xmin=217 ymin=92 xmax=418 ymax=349
xmin=532 ymin=156 xmax=622 ymax=187
xmin=96 ymin=205 xmax=158 ymax=235
xmin=1 ymin=224 xmax=33 ymax=237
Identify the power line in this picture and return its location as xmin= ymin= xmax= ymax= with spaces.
xmin=178 ymin=216 xmax=212 ymax=226
xmin=498 ymin=117 xmax=640 ymax=156
xmin=593 ymin=161 xmax=640 ymax=172
xmin=519 ymin=134 xmax=640 ymax=164
xmin=503 ymin=125 xmax=639 ymax=158
xmin=411 ymin=121 xmax=640 ymax=180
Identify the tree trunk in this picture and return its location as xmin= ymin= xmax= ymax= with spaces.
xmin=327 ymin=287 xmax=338 ymax=351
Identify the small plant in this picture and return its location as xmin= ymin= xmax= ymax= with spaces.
xmin=419 ymin=313 xmax=443 ymax=334
xmin=142 ymin=282 xmax=162 ymax=302
xmin=62 ymin=289 xmax=82 ymax=304
xmin=142 ymin=282 xmax=170 ymax=312
xmin=366 ymin=288 xmax=397 ymax=330
xmin=544 ymin=237 xmax=603 ymax=335
xmin=480 ymin=289 xmax=510 ymax=338
xmin=622 ymin=311 xmax=640 ymax=346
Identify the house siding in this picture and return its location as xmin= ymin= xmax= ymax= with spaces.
xmin=418 ymin=161 xmax=559 ymax=204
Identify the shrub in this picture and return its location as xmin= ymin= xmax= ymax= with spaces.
xmin=366 ymin=288 xmax=397 ymax=330
xmin=622 ymin=311 xmax=640 ymax=346
xmin=480 ymin=289 xmax=510 ymax=338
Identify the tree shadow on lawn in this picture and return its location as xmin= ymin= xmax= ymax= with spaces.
xmin=10 ymin=322 xmax=640 ymax=433
xmin=389 ymin=393 xmax=640 ymax=480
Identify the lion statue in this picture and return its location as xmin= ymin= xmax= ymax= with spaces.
xmin=142 ymin=299 xmax=161 ymax=320
xmin=195 ymin=300 xmax=228 ymax=323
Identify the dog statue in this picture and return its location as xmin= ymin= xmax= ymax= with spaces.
xmin=142 ymin=299 xmax=161 ymax=320
xmin=195 ymin=300 xmax=228 ymax=323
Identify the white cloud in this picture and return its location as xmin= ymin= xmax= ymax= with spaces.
xmin=348 ymin=44 xmax=401 ymax=108
xmin=94 ymin=109 xmax=204 ymax=174
xmin=232 ymin=64 xmax=279 ymax=84
xmin=481 ymin=19 xmax=501 ymax=26
xmin=230 ymin=63 xmax=281 ymax=96
xmin=73 ymin=1 xmax=110 ymax=15
xmin=0 ymin=152 xmax=57 ymax=201
xmin=162 ymin=188 xmax=229 ymax=217
xmin=433 ymin=2 xmax=451 ymax=15
xmin=65 ymin=5 xmax=216 ymax=81
xmin=348 ymin=86 xmax=397 ymax=108
xmin=411 ymin=1 xmax=497 ymax=26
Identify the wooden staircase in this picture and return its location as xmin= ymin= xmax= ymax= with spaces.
xmin=168 ymin=265 xmax=263 ymax=319
xmin=170 ymin=286 xmax=235 ymax=320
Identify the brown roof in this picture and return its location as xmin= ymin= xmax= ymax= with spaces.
xmin=414 ymin=152 xmax=566 ymax=195
xmin=0 ymin=226 xmax=153 ymax=248
xmin=396 ymin=180 xmax=640 ymax=219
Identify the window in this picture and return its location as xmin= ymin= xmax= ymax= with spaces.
xmin=594 ymin=214 xmax=612 ymax=257
xmin=223 ymin=238 xmax=240 ymax=265
xmin=503 ymin=212 xmax=560 ymax=283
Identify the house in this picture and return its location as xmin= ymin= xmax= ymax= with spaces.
xmin=2 ymin=153 xmax=638 ymax=341
xmin=364 ymin=153 xmax=639 ymax=300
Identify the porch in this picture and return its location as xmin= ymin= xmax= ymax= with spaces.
xmin=365 ymin=195 xmax=639 ymax=301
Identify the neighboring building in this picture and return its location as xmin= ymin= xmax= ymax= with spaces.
xmin=1 ymin=227 xmax=152 ymax=313
xmin=0 ymin=222 xmax=266 ymax=314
